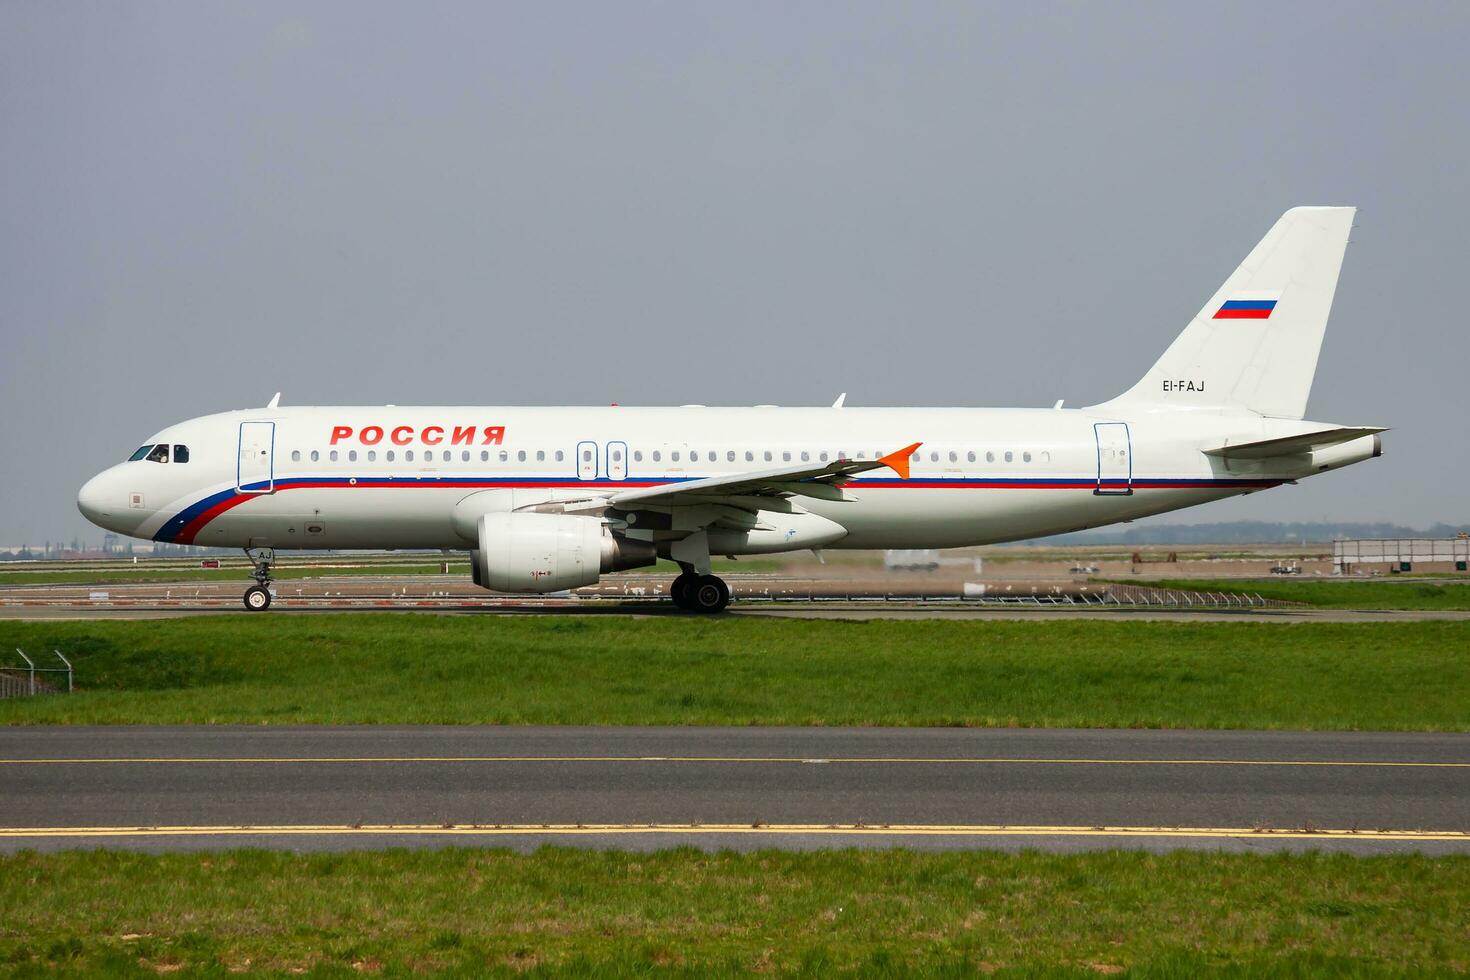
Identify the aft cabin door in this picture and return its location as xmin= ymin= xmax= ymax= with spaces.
xmin=1094 ymin=422 xmax=1132 ymax=495
xmin=237 ymin=421 xmax=276 ymax=494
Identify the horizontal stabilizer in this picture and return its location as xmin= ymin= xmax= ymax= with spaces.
xmin=1203 ymin=427 xmax=1385 ymax=460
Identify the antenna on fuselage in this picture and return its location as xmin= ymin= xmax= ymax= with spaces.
xmin=266 ymin=392 xmax=282 ymax=409
xmin=831 ymin=393 xmax=846 ymax=409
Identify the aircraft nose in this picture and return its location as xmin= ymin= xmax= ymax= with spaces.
xmin=77 ymin=472 xmax=117 ymax=529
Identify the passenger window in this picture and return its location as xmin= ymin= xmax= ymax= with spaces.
xmin=129 ymin=445 xmax=153 ymax=462
xmin=480 ymin=451 xmax=489 ymax=462
xmin=986 ymin=451 xmax=994 ymax=463
xmin=329 ymin=450 xmax=338 ymax=462
xmin=555 ymin=450 xmax=564 ymax=462
xmin=463 ymin=450 xmax=471 ymax=462
xmin=727 ymin=450 xmax=736 ymax=462
xmin=948 ymin=451 xmax=957 ymax=463
xmin=764 ymin=451 xmax=773 ymax=462
xmin=634 ymin=450 xmax=643 ymax=462
xmin=310 ymin=450 xmax=320 ymax=462
xmin=146 ymin=444 xmax=169 ymax=463
xmin=581 ymin=449 xmax=591 ymax=462
xmin=499 ymin=451 xmax=509 ymax=463
xmin=930 ymin=451 xmax=939 ymax=462
xmin=782 ymin=451 xmax=791 ymax=462
xmin=910 ymin=452 xmax=920 ymax=462
xmin=367 ymin=450 xmax=377 ymax=462
xmin=1023 ymin=451 xmax=1032 ymax=463
xmin=744 ymin=451 xmax=753 ymax=462
xmin=819 ymin=451 xmax=829 ymax=462
xmin=173 ymin=445 xmax=190 ymax=463
xmin=1004 ymin=451 xmax=1013 ymax=463
xmin=612 ymin=448 xmax=623 ymax=462
xmin=537 ymin=450 xmax=546 ymax=462
xmin=801 ymin=451 xmax=810 ymax=462
xmin=405 ymin=450 xmax=414 ymax=462
xmin=672 ymin=451 xmax=681 ymax=462
xmin=291 ymin=450 xmax=301 ymax=462
xmin=349 ymin=450 xmax=358 ymax=462
xmin=387 ymin=450 xmax=396 ymax=462
xmin=689 ymin=451 xmax=699 ymax=462
xmin=652 ymin=450 xmax=662 ymax=462
xmin=518 ymin=450 xmax=527 ymax=462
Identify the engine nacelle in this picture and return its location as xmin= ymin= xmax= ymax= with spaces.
xmin=471 ymin=512 xmax=655 ymax=594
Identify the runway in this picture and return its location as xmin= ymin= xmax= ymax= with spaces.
xmin=3 ymin=726 xmax=1466 ymax=854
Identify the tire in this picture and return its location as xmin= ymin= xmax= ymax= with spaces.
xmin=243 ymin=585 xmax=272 ymax=611
xmin=670 ymin=573 xmax=697 ymax=610
xmin=689 ymin=575 xmax=730 ymax=614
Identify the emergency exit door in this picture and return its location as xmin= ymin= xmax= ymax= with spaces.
xmin=576 ymin=440 xmax=598 ymax=481
xmin=237 ymin=421 xmax=276 ymax=494
xmin=606 ymin=441 xmax=628 ymax=481
xmin=1094 ymin=422 xmax=1132 ymax=495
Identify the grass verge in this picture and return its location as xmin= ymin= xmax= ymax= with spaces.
xmin=1 ymin=848 xmax=1465 ymax=976
xmin=1 ymin=616 xmax=1465 ymax=729
xmin=1122 ymin=578 xmax=1470 ymax=610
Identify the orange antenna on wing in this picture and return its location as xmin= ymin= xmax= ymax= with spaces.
xmin=879 ymin=442 xmax=922 ymax=480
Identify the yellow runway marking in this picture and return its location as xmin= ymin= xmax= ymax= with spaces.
xmin=0 ymin=823 xmax=1465 ymax=841
xmin=0 ymin=756 xmax=1465 ymax=768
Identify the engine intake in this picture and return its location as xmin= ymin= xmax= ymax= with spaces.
xmin=471 ymin=512 xmax=655 ymax=593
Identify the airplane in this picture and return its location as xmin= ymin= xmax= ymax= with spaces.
xmin=78 ymin=207 xmax=1382 ymax=613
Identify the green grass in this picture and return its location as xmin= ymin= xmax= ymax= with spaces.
xmin=2 ymin=617 xmax=1465 ymax=729
xmin=1126 ymin=578 xmax=1470 ymax=610
xmin=1 ymin=848 xmax=1465 ymax=976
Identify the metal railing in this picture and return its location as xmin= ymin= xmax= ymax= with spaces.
xmin=0 ymin=648 xmax=73 ymax=699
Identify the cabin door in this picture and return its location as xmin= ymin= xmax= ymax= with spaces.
xmin=1093 ymin=422 xmax=1132 ymax=495
xmin=237 ymin=421 xmax=276 ymax=494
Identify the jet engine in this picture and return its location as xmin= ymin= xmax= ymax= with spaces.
xmin=470 ymin=512 xmax=656 ymax=593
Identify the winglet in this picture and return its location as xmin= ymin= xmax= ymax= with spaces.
xmin=879 ymin=442 xmax=922 ymax=480
xmin=266 ymin=392 xmax=282 ymax=409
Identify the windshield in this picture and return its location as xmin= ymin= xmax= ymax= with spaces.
xmin=146 ymin=444 xmax=170 ymax=463
xmin=128 ymin=445 xmax=154 ymax=462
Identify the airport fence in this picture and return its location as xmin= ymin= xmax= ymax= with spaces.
xmin=0 ymin=648 xmax=73 ymax=699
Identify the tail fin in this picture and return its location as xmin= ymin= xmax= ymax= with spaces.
xmin=1096 ymin=206 xmax=1355 ymax=420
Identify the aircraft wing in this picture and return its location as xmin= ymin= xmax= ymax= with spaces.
xmin=1203 ymin=427 xmax=1386 ymax=460
xmin=607 ymin=442 xmax=921 ymax=508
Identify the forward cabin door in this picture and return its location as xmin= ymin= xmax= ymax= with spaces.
xmin=237 ymin=421 xmax=276 ymax=494
xmin=1093 ymin=422 xmax=1132 ymax=495
xmin=576 ymin=440 xmax=598 ymax=481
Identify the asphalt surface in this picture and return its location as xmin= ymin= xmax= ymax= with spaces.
xmin=2 ymin=726 xmax=1466 ymax=854
xmin=6 ymin=572 xmax=1470 ymax=621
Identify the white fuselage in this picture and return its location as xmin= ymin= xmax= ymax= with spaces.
xmin=76 ymin=404 xmax=1375 ymax=553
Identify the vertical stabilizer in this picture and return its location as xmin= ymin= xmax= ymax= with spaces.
xmin=1095 ymin=206 xmax=1355 ymax=419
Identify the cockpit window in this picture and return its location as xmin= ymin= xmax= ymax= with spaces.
xmin=173 ymin=445 xmax=190 ymax=463
xmin=146 ymin=444 xmax=170 ymax=464
xmin=129 ymin=445 xmax=154 ymax=462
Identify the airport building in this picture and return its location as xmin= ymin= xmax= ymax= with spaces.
xmin=1333 ymin=536 xmax=1470 ymax=574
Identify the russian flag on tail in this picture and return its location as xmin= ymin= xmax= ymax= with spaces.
xmin=1213 ymin=295 xmax=1279 ymax=320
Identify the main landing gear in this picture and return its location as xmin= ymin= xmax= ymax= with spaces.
xmin=242 ymin=547 xmax=275 ymax=612
xmin=670 ymin=570 xmax=730 ymax=614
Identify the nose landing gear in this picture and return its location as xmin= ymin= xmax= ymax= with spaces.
xmin=670 ymin=570 xmax=730 ymax=613
xmin=242 ymin=547 xmax=275 ymax=611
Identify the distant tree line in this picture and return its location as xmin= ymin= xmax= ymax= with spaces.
xmin=1032 ymin=521 xmax=1468 ymax=546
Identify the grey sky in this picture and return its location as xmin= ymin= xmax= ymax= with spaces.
xmin=2 ymin=2 xmax=1466 ymax=545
